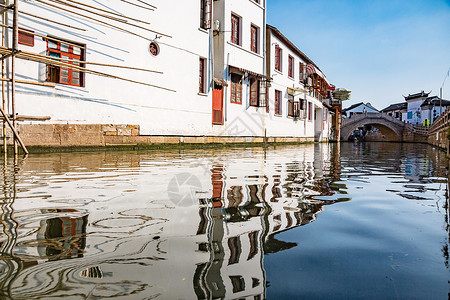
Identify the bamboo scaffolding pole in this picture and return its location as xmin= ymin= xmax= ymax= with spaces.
xmin=48 ymin=0 xmax=130 ymax=24
xmin=0 ymin=77 xmax=56 ymax=87
xmin=0 ymin=114 xmax=50 ymax=121
xmin=19 ymin=10 xmax=86 ymax=31
xmin=119 ymin=0 xmax=154 ymax=11
xmin=0 ymin=47 xmax=162 ymax=74
xmin=60 ymin=0 xmax=151 ymax=25
xmin=33 ymin=0 xmax=171 ymax=39
xmin=11 ymin=0 xmax=17 ymax=155
xmin=0 ymin=5 xmax=11 ymax=15
xmin=2 ymin=5 xmax=6 ymax=154
xmin=47 ymin=0 xmax=163 ymax=37
xmin=0 ymin=104 xmax=28 ymax=154
xmin=0 ymin=48 xmax=175 ymax=92
xmin=0 ymin=23 xmax=88 ymax=50
xmin=135 ymin=0 xmax=157 ymax=10
xmin=0 ymin=3 xmax=87 ymax=31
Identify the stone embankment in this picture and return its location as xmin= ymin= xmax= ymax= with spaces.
xmin=2 ymin=124 xmax=313 ymax=151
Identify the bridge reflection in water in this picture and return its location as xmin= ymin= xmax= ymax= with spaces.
xmin=0 ymin=143 xmax=447 ymax=299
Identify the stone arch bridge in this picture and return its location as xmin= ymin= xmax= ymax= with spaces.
xmin=341 ymin=113 xmax=428 ymax=142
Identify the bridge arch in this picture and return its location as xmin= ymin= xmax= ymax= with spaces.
xmin=341 ymin=113 xmax=405 ymax=142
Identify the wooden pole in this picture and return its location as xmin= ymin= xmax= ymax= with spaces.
xmin=135 ymin=0 xmax=157 ymax=9
xmin=33 ymin=0 xmax=171 ymax=39
xmin=5 ymin=50 xmax=176 ymax=92
xmin=119 ymin=0 xmax=155 ymax=11
xmin=0 ymin=93 xmax=27 ymax=154
xmin=0 ymin=77 xmax=56 ymax=87
xmin=19 ymin=10 xmax=86 ymax=31
xmin=27 ymin=50 xmax=162 ymax=73
xmin=59 ymin=0 xmax=151 ymax=25
xmin=1 ymin=4 xmax=5 ymax=155
xmin=49 ymin=0 xmax=163 ymax=36
xmin=0 ymin=46 xmax=162 ymax=74
xmin=11 ymin=0 xmax=17 ymax=155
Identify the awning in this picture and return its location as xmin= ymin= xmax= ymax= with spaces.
xmin=287 ymin=87 xmax=307 ymax=96
xmin=229 ymin=66 xmax=270 ymax=80
xmin=213 ymin=78 xmax=228 ymax=87
xmin=306 ymin=63 xmax=331 ymax=87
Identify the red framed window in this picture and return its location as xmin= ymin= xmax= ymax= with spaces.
xmin=299 ymin=63 xmax=305 ymax=82
xmin=288 ymin=55 xmax=294 ymax=78
xmin=46 ymin=39 xmax=84 ymax=87
xmin=199 ymin=58 xmax=206 ymax=93
xmin=287 ymin=95 xmax=294 ymax=117
xmin=251 ymin=25 xmax=258 ymax=53
xmin=249 ymin=78 xmax=259 ymax=107
xmin=231 ymin=14 xmax=240 ymax=45
xmin=308 ymin=102 xmax=313 ymax=121
xmin=18 ymin=28 xmax=34 ymax=47
xmin=200 ymin=0 xmax=211 ymax=29
xmin=275 ymin=45 xmax=282 ymax=72
xmin=275 ymin=90 xmax=282 ymax=115
xmin=230 ymin=73 xmax=242 ymax=104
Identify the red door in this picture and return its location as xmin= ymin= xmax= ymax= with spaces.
xmin=212 ymin=86 xmax=224 ymax=125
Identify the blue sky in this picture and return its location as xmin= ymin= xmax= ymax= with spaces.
xmin=267 ymin=0 xmax=450 ymax=110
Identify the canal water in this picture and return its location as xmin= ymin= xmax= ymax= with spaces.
xmin=0 ymin=143 xmax=448 ymax=299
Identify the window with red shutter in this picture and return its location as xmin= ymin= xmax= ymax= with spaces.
xmin=199 ymin=58 xmax=206 ymax=93
xmin=251 ymin=25 xmax=258 ymax=53
xmin=230 ymin=73 xmax=242 ymax=104
xmin=200 ymin=0 xmax=211 ymax=29
xmin=288 ymin=56 xmax=294 ymax=78
xmin=231 ymin=14 xmax=240 ymax=45
xmin=275 ymin=45 xmax=282 ymax=72
xmin=18 ymin=28 xmax=34 ymax=47
xmin=299 ymin=63 xmax=305 ymax=82
xmin=275 ymin=90 xmax=282 ymax=115
xmin=249 ymin=78 xmax=259 ymax=107
xmin=46 ymin=38 xmax=85 ymax=87
xmin=287 ymin=95 xmax=294 ymax=117
xmin=308 ymin=102 xmax=313 ymax=121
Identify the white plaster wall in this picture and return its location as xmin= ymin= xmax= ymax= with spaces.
xmin=406 ymin=99 xmax=424 ymax=125
xmin=264 ymin=32 xmax=320 ymax=139
xmin=12 ymin=0 xmax=214 ymax=135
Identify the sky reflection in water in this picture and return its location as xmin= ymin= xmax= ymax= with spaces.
xmin=0 ymin=143 xmax=448 ymax=299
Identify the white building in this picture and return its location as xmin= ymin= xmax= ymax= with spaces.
xmin=212 ymin=0 xmax=268 ymax=137
xmin=265 ymin=25 xmax=332 ymax=142
xmin=403 ymin=91 xmax=449 ymax=125
xmin=2 ymin=0 xmax=335 ymax=147
xmin=343 ymin=102 xmax=379 ymax=118
xmin=12 ymin=0 xmax=216 ymax=136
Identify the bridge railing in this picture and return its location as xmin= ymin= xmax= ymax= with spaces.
xmin=404 ymin=123 xmax=429 ymax=136
xmin=429 ymin=107 xmax=450 ymax=134
xmin=342 ymin=112 xmax=404 ymax=127
xmin=342 ymin=112 xmax=429 ymax=136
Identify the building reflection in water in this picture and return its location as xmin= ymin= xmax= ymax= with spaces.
xmin=0 ymin=143 xmax=446 ymax=299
